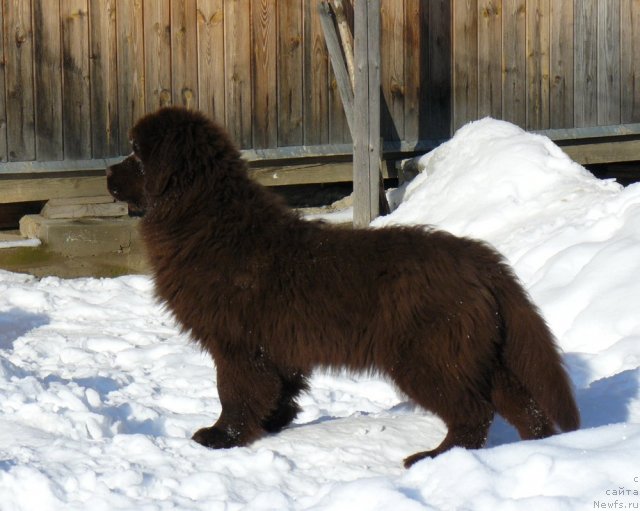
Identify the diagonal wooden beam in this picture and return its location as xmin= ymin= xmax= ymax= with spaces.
xmin=319 ymin=1 xmax=354 ymax=135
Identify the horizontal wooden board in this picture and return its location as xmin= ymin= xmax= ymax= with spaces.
xmin=0 ymin=176 xmax=108 ymax=203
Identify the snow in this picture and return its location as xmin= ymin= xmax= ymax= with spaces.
xmin=0 ymin=238 xmax=41 ymax=249
xmin=1 ymin=117 xmax=640 ymax=509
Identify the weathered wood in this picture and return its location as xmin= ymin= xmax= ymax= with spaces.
xmin=3 ymin=0 xmax=35 ymax=161
xmin=425 ymin=0 xmax=452 ymax=139
xmin=367 ymin=5 xmax=383 ymax=220
xmin=574 ymin=0 xmax=598 ymax=127
xmin=61 ymin=0 xmax=91 ymax=159
xmin=536 ymin=123 xmax=640 ymax=140
xmin=196 ymin=0 xmax=225 ymax=121
xmin=598 ymin=0 xmax=621 ymax=126
xmin=45 ymin=196 xmax=117 ymax=206
xmin=0 ymin=3 xmax=7 ymax=161
xmin=41 ymin=196 xmax=128 ymax=219
xmin=330 ymin=0 xmax=355 ymax=90
xmin=278 ymin=0 xmax=304 ymax=146
xmin=561 ymin=139 xmax=640 ymax=165
xmin=380 ymin=0 xmax=404 ymax=140
xmin=502 ymin=0 xmax=526 ymax=127
xmin=304 ymin=0 xmax=329 ymax=145
xmin=620 ymin=0 xmax=640 ymax=123
xmin=550 ymin=1 xmax=574 ymax=128
xmin=0 ymin=0 xmax=637 ymax=175
xmin=224 ymin=0 xmax=252 ymax=148
xmin=478 ymin=0 xmax=502 ymax=118
xmin=403 ymin=0 xmax=422 ymax=142
xmin=249 ymin=161 xmax=354 ymax=186
xmin=90 ymin=0 xmax=119 ymax=157
xmin=526 ymin=0 xmax=550 ymax=130
xmin=116 ymin=0 xmax=144 ymax=154
xmin=0 ymin=176 xmax=108 ymax=204
xmin=171 ymin=0 xmax=198 ymax=109
xmin=327 ymin=0 xmax=352 ymax=145
xmin=452 ymin=0 xmax=478 ymax=130
xmin=144 ymin=0 xmax=172 ymax=111
xmin=353 ymin=0 xmax=381 ymax=227
xmin=251 ymin=0 xmax=278 ymax=148
xmin=0 ymin=159 xmax=393 ymax=205
xmin=33 ymin=0 xmax=63 ymax=160
xmin=319 ymin=1 xmax=354 ymax=135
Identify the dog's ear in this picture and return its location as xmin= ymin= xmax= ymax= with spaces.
xmin=143 ymin=149 xmax=175 ymax=199
xmin=129 ymin=120 xmax=178 ymax=200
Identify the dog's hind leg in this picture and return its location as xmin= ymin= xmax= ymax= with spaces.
xmin=402 ymin=396 xmax=494 ymax=468
xmin=261 ymin=370 xmax=309 ymax=433
xmin=192 ymin=350 xmax=284 ymax=449
xmin=491 ymin=368 xmax=556 ymax=440
xmin=395 ymin=354 xmax=495 ymax=467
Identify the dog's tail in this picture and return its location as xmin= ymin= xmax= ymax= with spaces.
xmin=494 ymin=266 xmax=580 ymax=433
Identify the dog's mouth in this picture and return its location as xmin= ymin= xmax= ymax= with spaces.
xmin=105 ymin=167 xmax=147 ymax=215
xmin=105 ymin=170 xmax=121 ymax=200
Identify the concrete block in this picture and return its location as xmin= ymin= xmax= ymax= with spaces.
xmin=20 ymin=214 xmax=141 ymax=257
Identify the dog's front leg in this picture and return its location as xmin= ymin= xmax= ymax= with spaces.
xmin=192 ymin=348 xmax=280 ymax=449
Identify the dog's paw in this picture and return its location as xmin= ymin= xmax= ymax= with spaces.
xmin=191 ymin=426 xmax=240 ymax=449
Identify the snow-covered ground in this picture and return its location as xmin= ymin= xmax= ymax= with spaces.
xmin=1 ymin=118 xmax=639 ymax=510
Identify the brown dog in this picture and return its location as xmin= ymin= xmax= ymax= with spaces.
xmin=107 ymin=107 xmax=579 ymax=467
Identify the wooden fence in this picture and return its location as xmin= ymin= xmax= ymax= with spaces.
xmin=0 ymin=0 xmax=450 ymax=165
xmin=0 ymin=0 xmax=639 ymax=167
xmin=454 ymin=0 xmax=640 ymax=132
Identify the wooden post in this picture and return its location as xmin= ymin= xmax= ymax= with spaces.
xmin=353 ymin=0 xmax=381 ymax=227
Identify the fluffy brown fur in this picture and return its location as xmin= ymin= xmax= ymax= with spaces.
xmin=107 ymin=107 xmax=580 ymax=467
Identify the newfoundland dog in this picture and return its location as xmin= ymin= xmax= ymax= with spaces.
xmin=106 ymin=107 xmax=579 ymax=467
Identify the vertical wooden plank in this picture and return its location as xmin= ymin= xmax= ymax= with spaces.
xmin=171 ymin=0 xmax=198 ymax=109
xmin=404 ymin=0 xmax=422 ymax=142
xmin=367 ymin=0 xmax=381 ymax=220
xmin=550 ymin=0 xmax=573 ymax=128
xmin=380 ymin=0 xmax=404 ymax=140
xmin=33 ymin=0 xmax=63 ymax=161
xmin=303 ymin=0 xmax=329 ymax=145
xmin=116 ymin=0 xmax=144 ymax=154
xmin=574 ymin=0 xmax=597 ymax=127
xmin=353 ymin=0 xmax=380 ymax=227
xmin=252 ymin=0 xmax=277 ymax=148
xmin=224 ymin=0 xmax=252 ymax=147
xmin=0 ymin=3 xmax=5 ymax=161
xmin=196 ymin=0 xmax=225 ymax=121
xmin=61 ymin=0 xmax=91 ymax=159
xmin=502 ymin=0 xmax=526 ymax=127
xmin=478 ymin=0 xmax=501 ymax=118
xmin=597 ymin=0 xmax=620 ymax=125
xmin=89 ymin=0 xmax=119 ymax=157
xmin=277 ymin=0 xmax=303 ymax=146
xmin=144 ymin=0 xmax=172 ymax=111
xmin=620 ymin=0 xmax=640 ymax=123
xmin=3 ymin=0 xmax=35 ymax=161
xmin=452 ymin=0 xmax=478 ymax=130
xmin=525 ymin=0 xmax=550 ymax=130
xmin=426 ymin=0 xmax=452 ymax=139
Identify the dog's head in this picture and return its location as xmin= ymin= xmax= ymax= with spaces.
xmin=106 ymin=107 xmax=235 ymax=211
xmin=106 ymin=153 xmax=146 ymax=212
